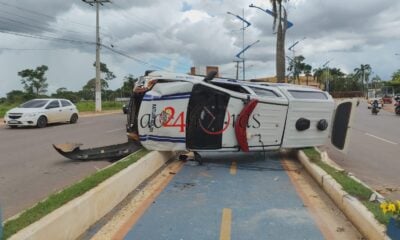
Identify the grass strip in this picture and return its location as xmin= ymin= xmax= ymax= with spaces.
xmin=2 ymin=149 xmax=148 ymax=239
xmin=302 ymin=147 xmax=390 ymax=225
xmin=76 ymin=101 xmax=123 ymax=112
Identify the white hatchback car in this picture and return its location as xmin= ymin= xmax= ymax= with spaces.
xmin=4 ymin=98 xmax=79 ymax=128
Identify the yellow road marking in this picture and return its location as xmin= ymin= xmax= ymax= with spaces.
xmin=230 ymin=161 xmax=237 ymax=175
xmin=219 ymin=208 xmax=232 ymax=240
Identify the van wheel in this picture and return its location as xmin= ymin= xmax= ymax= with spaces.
xmin=70 ymin=113 xmax=78 ymax=124
xmin=37 ymin=116 xmax=47 ymax=128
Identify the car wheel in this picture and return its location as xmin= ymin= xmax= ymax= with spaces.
xmin=37 ymin=116 xmax=47 ymax=128
xmin=70 ymin=113 xmax=78 ymax=124
xmin=9 ymin=126 xmax=18 ymax=129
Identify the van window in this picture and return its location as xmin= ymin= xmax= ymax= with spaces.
xmin=211 ymin=82 xmax=250 ymax=94
xmin=249 ymin=87 xmax=280 ymax=97
xmin=288 ymin=90 xmax=327 ymax=99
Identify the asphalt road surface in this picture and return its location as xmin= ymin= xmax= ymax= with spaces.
xmin=321 ymin=100 xmax=400 ymax=200
xmin=91 ymin=152 xmax=360 ymax=240
xmin=0 ymin=112 xmax=128 ymax=218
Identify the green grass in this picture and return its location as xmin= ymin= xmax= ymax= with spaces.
xmin=2 ymin=149 xmax=148 ymax=240
xmin=0 ymin=103 xmax=19 ymax=117
xmin=302 ymin=147 xmax=390 ymax=225
xmin=76 ymin=101 xmax=123 ymax=112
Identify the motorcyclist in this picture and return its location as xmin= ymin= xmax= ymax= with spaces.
xmin=371 ymin=99 xmax=379 ymax=114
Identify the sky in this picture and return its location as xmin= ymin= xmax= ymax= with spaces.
xmin=1 ymin=0 xmax=400 ymax=97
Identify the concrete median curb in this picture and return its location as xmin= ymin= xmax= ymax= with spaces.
xmin=8 ymin=150 xmax=175 ymax=240
xmin=298 ymin=150 xmax=389 ymax=240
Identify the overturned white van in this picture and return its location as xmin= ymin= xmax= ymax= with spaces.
xmin=128 ymin=70 xmax=354 ymax=153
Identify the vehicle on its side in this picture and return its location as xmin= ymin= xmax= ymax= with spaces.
xmin=367 ymin=97 xmax=383 ymax=109
xmin=53 ymin=70 xmax=355 ymax=161
xmin=4 ymin=98 xmax=79 ymax=128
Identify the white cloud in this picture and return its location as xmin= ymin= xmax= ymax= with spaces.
xmin=1 ymin=0 xmax=400 ymax=97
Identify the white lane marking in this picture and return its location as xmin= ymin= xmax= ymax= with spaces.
xmin=365 ymin=133 xmax=398 ymax=145
xmin=106 ymin=128 xmax=125 ymax=133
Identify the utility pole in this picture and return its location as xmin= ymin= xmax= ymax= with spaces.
xmin=242 ymin=9 xmax=245 ymax=81
xmin=82 ymin=0 xmax=110 ymax=112
xmin=234 ymin=60 xmax=241 ymax=80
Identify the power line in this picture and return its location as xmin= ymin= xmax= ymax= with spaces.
xmin=101 ymin=44 xmax=165 ymax=70
xmin=0 ymin=29 xmax=94 ymax=46
xmin=0 ymin=9 xmax=92 ymax=38
xmin=0 ymin=1 xmax=95 ymax=29
xmin=0 ymin=29 xmax=168 ymax=70
xmin=0 ymin=47 xmax=66 ymax=51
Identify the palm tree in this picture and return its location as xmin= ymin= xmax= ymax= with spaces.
xmin=303 ymin=64 xmax=312 ymax=85
xmin=354 ymin=64 xmax=371 ymax=97
xmin=270 ymin=0 xmax=288 ymax=83
xmin=313 ymin=68 xmax=324 ymax=88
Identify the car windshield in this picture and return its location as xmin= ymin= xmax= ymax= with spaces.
xmin=20 ymin=99 xmax=49 ymax=108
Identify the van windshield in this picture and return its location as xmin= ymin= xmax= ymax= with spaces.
xmin=20 ymin=100 xmax=49 ymax=108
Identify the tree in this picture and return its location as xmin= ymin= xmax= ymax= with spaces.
xmin=93 ymin=62 xmax=116 ymax=81
xmin=120 ymin=74 xmax=137 ymax=97
xmin=51 ymin=87 xmax=79 ymax=103
xmin=86 ymin=62 xmax=116 ymax=101
xmin=270 ymin=0 xmax=288 ymax=83
xmin=303 ymin=64 xmax=312 ymax=85
xmin=82 ymin=78 xmax=109 ymax=100
xmin=6 ymin=90 xmax=31 ymax=103
xmin=313 ymin=68 xmax=324 ymax=88
xmin=18 ymin=65 xmax=49 ymax=95
xmin=287 ymin=55 xmax=306 ymax=84
xmin=354 ymin=64 xmax=371 ymax=96
xmin=386 ymin=69 xmax=400 ymax=94
xmin=391 ymin=69 xmax=400 ymax=83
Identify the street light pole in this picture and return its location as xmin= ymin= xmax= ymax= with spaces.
xmin=227 ymin=10 xmax=251 ymax=80
xmin=322 ymin=60 xmax=331 ymax=92
xmin=287 ymin=37 xmax=306 ymax=84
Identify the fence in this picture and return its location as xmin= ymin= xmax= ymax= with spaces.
xmin=330 ymin=91 xmax=363 ymax=98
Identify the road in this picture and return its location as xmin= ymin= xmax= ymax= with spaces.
xmin=321 ymin=100 xmax=400 ymax=200
xmin=0 ymin=112 xmax=128 ymax=218
xmin=91 ymin=152 xmax=361 ymax=240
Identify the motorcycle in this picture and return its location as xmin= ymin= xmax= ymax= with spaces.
xmin=395 ymin=98 xmax=400 ymax=115
xmin=371 ymin=100 xmax=380 ymax=115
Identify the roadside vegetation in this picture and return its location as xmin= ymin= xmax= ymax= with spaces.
xmin=0 ymin=101 xmax=123 ymax=117
xmin=2 ymin=149 xmax=148 ymax=240
xmin=0 ymin=62 xmax=136 ymax=118
xmin=303 ymin=147 xmax=389 ymax=225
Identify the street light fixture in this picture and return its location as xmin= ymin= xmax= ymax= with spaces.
xmin=287 ymin=37 xmax=306 ymax=83
xmin=235 ymin=40 xmax=260 ymax=58
xmin=227 ymin=10 xmax=251 ymax=80
xmin=249 ymin=3 xmax=294 ymax=29
xmin=235 ymin=40 xmax=260 ymax=80
xmin=226 ymin=11 xmax=251 ymax=29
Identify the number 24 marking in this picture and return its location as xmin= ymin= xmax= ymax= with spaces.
xmin=163 ymin=107 xmax=185 ymax=132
